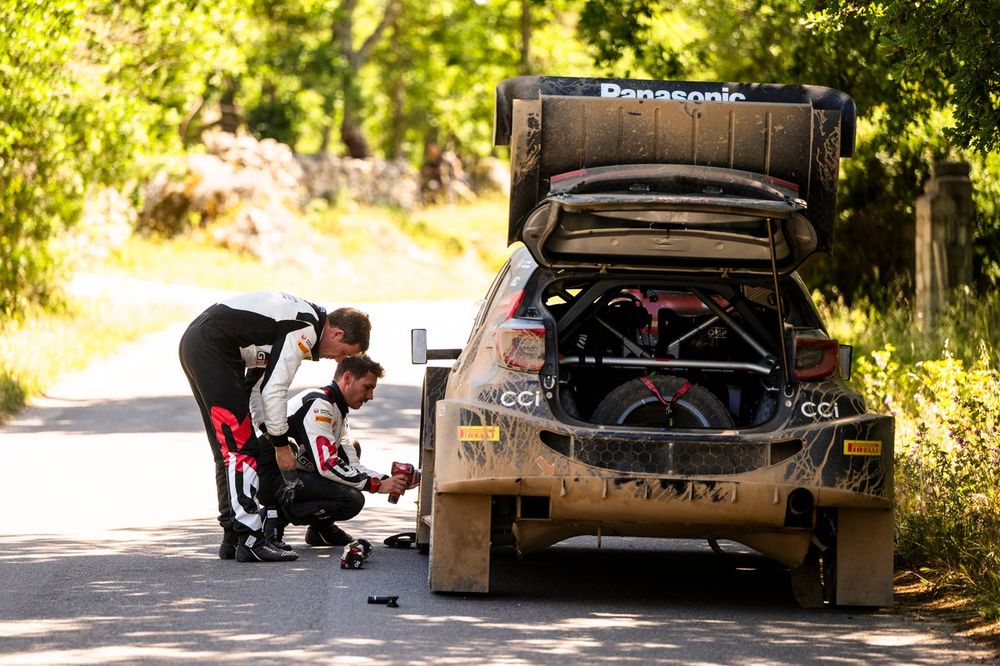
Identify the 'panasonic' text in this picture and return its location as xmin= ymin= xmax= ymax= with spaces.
xmin=600 ymin=83 xmax=746 ymax=102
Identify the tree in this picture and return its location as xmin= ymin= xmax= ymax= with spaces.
xmin=805 ymin=0 xmax=1000 ymax=154
xmin=0 ymin=0 xmax=249 ymax=318
xmin=333 ymin=0 xmax=403 ymax=158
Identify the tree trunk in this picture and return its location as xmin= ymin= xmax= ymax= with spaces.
xmin=219 ymin=76 xmax=241 ymax=134
xmin=389 ymin=74 xmax=405 ymax=159
xmin=519 ymin=0 xmax=532 ymax=74
xmin=340 ymin=100 xmax=370 ymax=159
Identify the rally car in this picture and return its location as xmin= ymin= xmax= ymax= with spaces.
xmin=412 ymin=76 xmax=894 ymax=607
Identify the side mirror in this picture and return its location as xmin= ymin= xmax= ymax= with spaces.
xmin=411 ymin=329 xmax=428 ymax=365
xmin=838 ymin=344 xmax=853 ymax=381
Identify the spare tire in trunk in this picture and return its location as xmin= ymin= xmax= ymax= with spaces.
xmin=592 ymin=375 xmax=735 ymax=428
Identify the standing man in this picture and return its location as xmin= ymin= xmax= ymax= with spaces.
xmin=179 ymin=291 xmax=371 ymax=563
xmin=259 ymin=355 xmax=419 ymax=549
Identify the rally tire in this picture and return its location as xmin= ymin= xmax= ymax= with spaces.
xmin=592 ymin=375 xmax=734 ymax=428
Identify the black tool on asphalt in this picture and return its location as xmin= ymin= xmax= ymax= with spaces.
xmin=368 ymin=595 xmax=399 ymax=608
xmin=383 ymin=532 xmax=416 ymax=549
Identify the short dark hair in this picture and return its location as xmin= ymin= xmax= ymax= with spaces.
xmin=328 ymin=307 xmax=371 ymax=351
xmin=334 ymin=354 xmax=384 ymax=381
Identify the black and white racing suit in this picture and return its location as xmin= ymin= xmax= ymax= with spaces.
xmin=278 ymin=382 xmax=387 ymax=526
xmin=178 ymin=291 xmax=327 ymax=538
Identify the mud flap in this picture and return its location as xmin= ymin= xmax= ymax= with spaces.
xmin=429 ymin=493 xmax=492 ymax=593
xmin=835 ymin=508 xmax=894 ymax=607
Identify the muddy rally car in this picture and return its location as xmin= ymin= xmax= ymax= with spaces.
xmin=412 ymin=76 xmax=894 ymax=607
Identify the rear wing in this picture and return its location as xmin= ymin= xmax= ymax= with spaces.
xmin=495 ymin=76 xmax=856 ymax=252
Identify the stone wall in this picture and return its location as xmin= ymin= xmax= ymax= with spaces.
xmin=79 ymin=131 xmax=508 ymax=264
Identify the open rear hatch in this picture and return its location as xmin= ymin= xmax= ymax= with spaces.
xmin=492 ymin=76 xmax=856 ymax=426
xmin=495 ymin=75 xmax=856 ymax=276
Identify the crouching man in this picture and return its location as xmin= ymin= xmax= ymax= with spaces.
xmin=258 ymin=354 xmax=420 ymax=548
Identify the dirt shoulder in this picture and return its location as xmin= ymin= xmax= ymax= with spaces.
xmin=895 ymin=570 xmax=1000 ymax=660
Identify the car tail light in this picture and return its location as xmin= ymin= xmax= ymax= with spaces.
xmin=495 ymin=318 xmax=546 ymax=371
xmin=794 ymin=336 xmax=840 ymax=381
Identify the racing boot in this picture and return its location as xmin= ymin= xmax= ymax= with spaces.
xmin=262 ymin=509 xmax=292 ymax=551
xmin=305 ymin=524 xmax=353 ymax=547
xmin=235 ymin=533 xmax=299 ymax=562
xmin=219 ymin=530 xmax=238 ymax=560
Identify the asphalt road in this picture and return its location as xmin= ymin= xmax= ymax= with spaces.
xmin=0 ymin=289 xmax=994 ymax=665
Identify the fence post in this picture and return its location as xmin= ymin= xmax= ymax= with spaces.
xmin=914 ymin=161 xmax=974 ymax=327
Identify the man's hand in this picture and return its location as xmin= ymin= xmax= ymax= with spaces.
xmin=276 ymin=468 xmax=303 ymax=508
xmin=274 ymin=445 xmax=296 ymax=471
xmin=375 ymin=475 xmax=409 ymax=497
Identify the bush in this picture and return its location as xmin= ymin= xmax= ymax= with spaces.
xmin=824 ymin=286 xmax=1000 ymax=616
xmin=0 ymin=0 xmax=249 ymax=319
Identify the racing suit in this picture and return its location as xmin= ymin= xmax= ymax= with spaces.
xmin=272 ymin=381 xmax=387 ymax=527
xmin=178 ymin=291 xmax=327 ymax=537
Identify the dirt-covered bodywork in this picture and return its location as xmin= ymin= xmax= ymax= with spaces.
xmin=412 ymin=76 xmax=894 ymax=608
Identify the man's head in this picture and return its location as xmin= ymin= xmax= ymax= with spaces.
xmin=334 ymin=354 xmax=385 ymax=410
xmin=317 ymin=307 xmax=371 ymax=361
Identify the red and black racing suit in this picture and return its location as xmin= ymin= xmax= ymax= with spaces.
xmin=178 ymin=292 xmax=326 ymax=538
xmin=276 ymin=382 xmax=387 ymax=526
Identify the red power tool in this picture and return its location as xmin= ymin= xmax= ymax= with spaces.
xmin=387 ymin=462 xmax=414 ymax=504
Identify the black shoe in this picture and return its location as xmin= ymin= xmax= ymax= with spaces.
xmin=263 ymin=509 xmax=292 ymax=551
xmin=305 ymin=524 xmax=353 ymax=547
xmin=236 ymin=534 xmax=299 ymax=562
xmin=219 ymin=531 xmax=238 ymax=560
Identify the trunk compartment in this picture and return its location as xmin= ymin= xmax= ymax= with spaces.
xmin=541 ymin=276 xmax=817 ymax=429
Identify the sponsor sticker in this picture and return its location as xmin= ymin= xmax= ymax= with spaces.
xmin=315 ymin=415 xmax=332 ymax=423
xmin=458 ymin=426 xmax=500 ymax=441
xmin=844 ymin=439 xmax=882 ymax=456
xmin=297 ymin=341 xmax=310 ymax=356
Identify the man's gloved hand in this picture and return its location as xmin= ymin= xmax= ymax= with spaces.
xmin=276 ymin=468 xmax=303 ymax=508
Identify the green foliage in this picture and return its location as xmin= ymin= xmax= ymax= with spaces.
xmin=804 ymin=0 xmax=1000 ymax=154
xmin=0 ymin=0 xmax=250 ymax=319
xmin=0 ymin=1 xmax=86 ymax=318
xmin=822 ymin=287 xmax=1000 ymax=613
xmin=856 ymin=347 xmax=1000 ymax=614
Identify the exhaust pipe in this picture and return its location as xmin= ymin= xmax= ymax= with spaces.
xmin=784 ymin=488 xmax=814 ymax=528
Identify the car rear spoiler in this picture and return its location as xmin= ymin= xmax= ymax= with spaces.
xmin=494 ymin=75 xmax=857 ymax=253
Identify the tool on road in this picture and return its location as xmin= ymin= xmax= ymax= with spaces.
xmin=340 ymin=539 xmax=372 ymax=569
xmin=368 ymin=595 xmax=399 ymax=608
xmin=383 ymin=532 xmax=416 ymax=549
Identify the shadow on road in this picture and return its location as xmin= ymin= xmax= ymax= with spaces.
xmin=3 ymin=384 xmax=420 ymax=436
xmin=0 ymin=512 xmax=985 ymax=665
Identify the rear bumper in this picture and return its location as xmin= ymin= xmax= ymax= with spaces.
xmin=433 ymin=398 xmax=893 ymax=534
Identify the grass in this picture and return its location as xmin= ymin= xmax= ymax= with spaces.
xmin=1 ymin=197 xmax=511 ymax=421
xmin=0 ymin=297 xmax=192 ymax=418
xmin=816 ymin=284 xmax=1000 ymax=368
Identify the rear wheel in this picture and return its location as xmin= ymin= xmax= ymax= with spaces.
xmin=591 ymin=375 xmax=734 ymax=428
xmin=416 ymin=367 xmax=450 ymax=555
